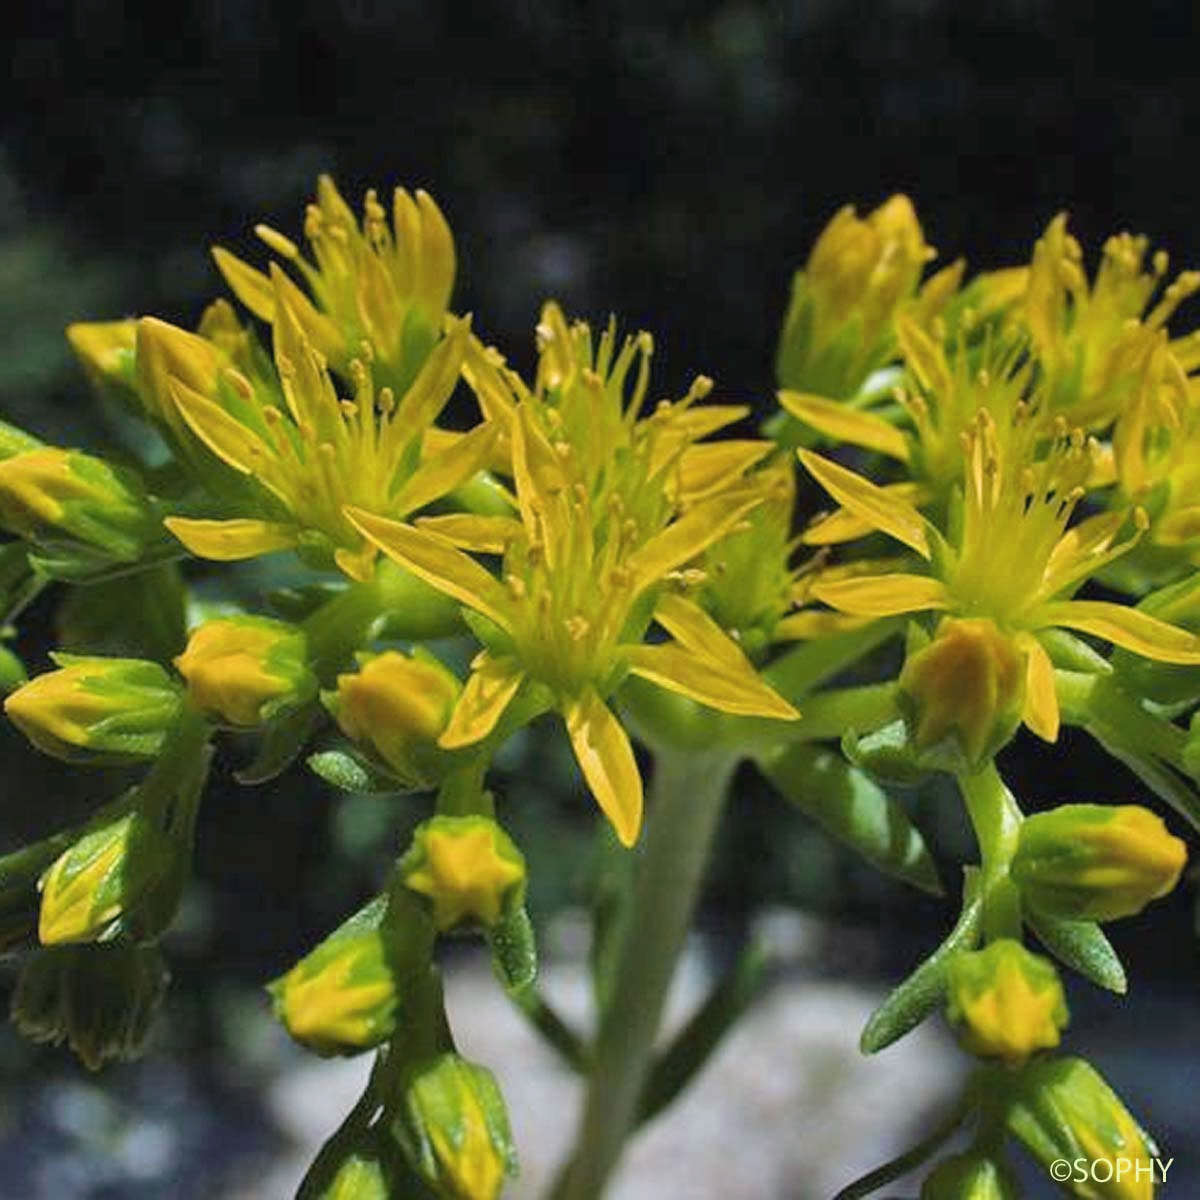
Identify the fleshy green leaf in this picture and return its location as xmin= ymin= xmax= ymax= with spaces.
xmin=1026 ymin=910 xmax=1127 ymax=994
xmin=859 ymin=872 xmax=983 ymax=1054
xmin=759 ymin=742 xmax=941 ymax=895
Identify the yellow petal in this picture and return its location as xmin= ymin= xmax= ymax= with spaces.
xmin=676 ymin=441 xmax=774 ymax=502
xmin=803 ymin=482 xmax=932 ymax=547
xmin=773 ymin=610 xmax=873 ymax=639
xmin=394 ymin=423 xmax=500 ymax=517
xmin=510 ymin=401 xmax=569 ymax=554
xmin=624 ymin=642 xmax=799 ymax=720
xmin=563 ymin=688 xmax=643 ymax=847
xmin=165 ymin=517 xmax=298 ymax=561
xmin=1017 ymin=632 xmax=1060 ymax=742
xmin=1042 ymin=511 xmax=1140 ymax=599
xmin=797 ymin=449 xmax=930 ymax=558
xmin=212 ymin=246 xmax=276 ymax=323
xmin=415 ymin=514 xmax=524 ymax=554
xmin=392 ymin=316 xmax=470 ymax=433
xmin=810 ymin=573 xmax=949 ymax=617
xmin=653 ymin=592 xmax=746 ymax=668
xmin=345 ymin=507 xmax=514 ymax=633
xmin=625 ymin=490 xmax=762 ymax=596
xmin=895 ymin=314 xmax=953 ymax=399
xmin=663 ymin=405 xmax=749 ymax=442
xmin=439 ymin=655 xmax=525 ymax=749
xmin=413 ymin=189 xmax=457 ymax=315
xmin=1036 ymin=600 xmax=1200 ymax=665
xmin=168 ymin=378 xmax=268 ymax=475
xmin=778 ymin=391 xmax=910 ymax=462
xmin=461 ymin=335 xmax=523 ymax=423
xmin=270 ymin=266 xmax=342 ymax=432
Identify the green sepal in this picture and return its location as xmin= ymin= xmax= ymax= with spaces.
xmin=860 ymin=870 xmax=983 ymax=1053
xmin=758 ymin=741 xmax=942 ymax=895
xmin=1025 ymin=910 xmax=1127 ymax=995
xmin=637 ymin=939 xmax=768 ymax=1125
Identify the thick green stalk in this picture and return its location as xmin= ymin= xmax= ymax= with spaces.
xmin=557 ymin=748 xmax=737 ymax=1200
xmin=957 ymin=761 xmax=1023 ymax=941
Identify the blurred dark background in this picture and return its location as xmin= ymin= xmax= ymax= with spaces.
xmin=1 ymin=2 xmax=1198 ymax=1196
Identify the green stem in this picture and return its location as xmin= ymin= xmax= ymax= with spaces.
xmin=789 ymin=682 xmax=900 ymax=742
xmin=831 ymin=1100 xmax=972 ymax=1199
xmin=556 ymin=748 xmax=737 ymax=1200
xmin=956 ymin=761 xmax=1023 ymax=941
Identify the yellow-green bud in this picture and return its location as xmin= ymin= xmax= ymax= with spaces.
xmin=66 ymin=320 xmax=140 ymax=412
xmin=400 ymin=816 xmax=526 ymax=933
xmin=778 ymin=194 xmax=933 ymax=397
xmin=174 ymin=616 xmax=316 ymax=728
xmin=898 ymin=618 xmax=1026 ymax=766
xmin=306 ymin=1149 xmax=390 ymax=1200
xmin=397 ymin=1054 xmax=516 ymax=1200
xmin=135 ymin=315 xmax=226 ymax=428
xmin=0 ymin=418 xmax=43 ymax=461
xmin=0 ymin=447 xmax=156 ymax=568
xmin=329 ymin=650 xmax=461 ymax=784
xmin=268 ymin=898 xmax=399 ymax=1057
xmin=5 ymin=654 xmax=182 ymax=764
xmin=921 ymin=1152 xmax=1021 ymax=1199
xmin=37 ymin=810 xmax=180 ymax=945
xmin=946 ymin=939 xmax=1068 ymax=1064
xmin=11 ymin=942 xmax=168 ymax=1071
xmin=1012 ymin=804 xmax=1187 ymax=922
xmin=1005 ymin=1056 xmax=1159 ymax=1199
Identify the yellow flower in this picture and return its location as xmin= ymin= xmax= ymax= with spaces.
xmin=946 ymin=939 xmax=1068 ymax=1063
xmin=776 ymin=195 xmax=938 ymax=397
xmin=174 ymin=616 xmax=315 ymax=727
xmin=146 ymin=277 xmax=493 ymax=580
xmin=213 ymin=175 xmax=455 ymax=393
xmin=348 ymin=395 xmax=797 ymax=846
xmin=401 ymin=817 xmax=525 ymax=931
xmin=1023 ymin=213 xmax=1200 ymax=428
xmin=800 ymin=405 xmax=1200 ymax=742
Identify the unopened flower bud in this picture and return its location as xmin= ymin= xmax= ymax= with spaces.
xmin=1005 ymin=1056 xmax=1158 ymax=1199
xmin=396 ymin=1053 xmax=516 ymax=1200
xmin=5 ymin=655 xmax=182 ymax=764
xmin=66 ymin=320 xmax=140 ymax=412
xmin=400 ymin=816 xmax=526 ymax=933
xmin=329 ymin=650 xmax=461 ymax=784
xmin=898 ymin=618 xmax=1026 ymax=766
xmin=269 ymin=898 xmax=399 ymax=1056
xmin=0 ymin=447 xmax=156 ymax=568
xmin=1012 ymin=804 xmax=1186 ymax=922
xmin=921 ymin=1152 xmax=1021 ymax=1199
xmin=11 ymin=942 xmax=168 ymax=1070
xmin=946 ymin=939 xmax=1068 ymax=1063
xmin=778 ymin=195 xmax=933 ymax=397
xmin=174 ymin=616 xmax=316 ymax=728
xmin=37 ymin=810 xmax=181 ymax=945
xmin=135 ymin=316 xmax=225 ymax=426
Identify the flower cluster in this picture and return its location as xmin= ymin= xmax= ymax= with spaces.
xmin=0 ymin=179 xmax=1195 ymax=1199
